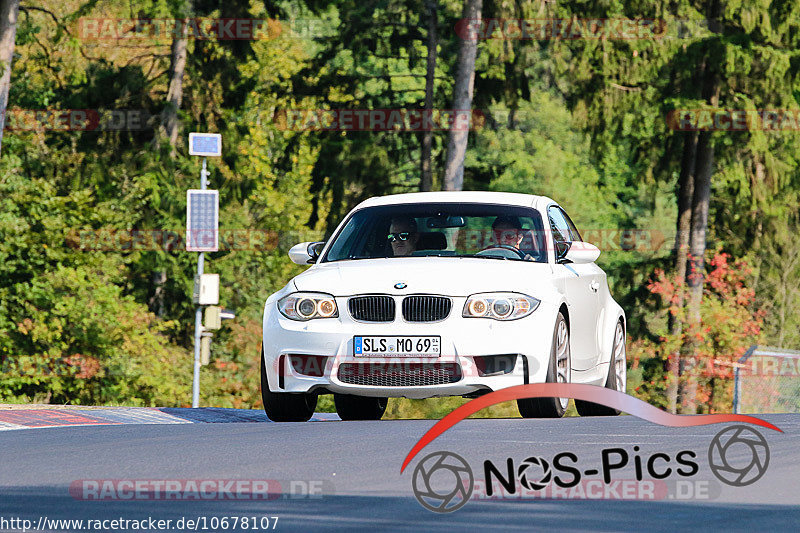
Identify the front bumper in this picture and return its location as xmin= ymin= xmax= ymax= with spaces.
xmin=262 ymin=296 xmax=557 ymax=399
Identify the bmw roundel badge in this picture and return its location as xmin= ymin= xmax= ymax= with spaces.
xmin=394 ymin=282 xmax=407 ymax=289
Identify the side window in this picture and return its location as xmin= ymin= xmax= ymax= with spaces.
xmin=560 ymin=208 xmax=582 ymax=242
xmin=547 ymin=206 xmax=572 ymax=243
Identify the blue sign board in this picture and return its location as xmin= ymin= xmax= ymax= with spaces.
xmin=188 ymin=132 xmax=222 ymax=157
xmin=186 ymin=189 xmax=219 ymax=251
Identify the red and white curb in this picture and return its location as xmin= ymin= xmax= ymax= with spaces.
xmin=0 ymin=407 xmax=339 ymax=430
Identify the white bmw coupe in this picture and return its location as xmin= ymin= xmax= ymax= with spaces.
xmin=261 ymin=191 xmax=626 ymax=421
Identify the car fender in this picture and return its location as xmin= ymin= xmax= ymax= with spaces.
xmin=261 ymin=281 xmax=298 ymax=388
xmin=598 ymin=292 xmax=626 ymax=372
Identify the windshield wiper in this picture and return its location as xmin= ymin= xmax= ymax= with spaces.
xmin=467 ymin=254 xmax=508 ymax=260
xmin=337 ymin=256 xmax=381 ymax=261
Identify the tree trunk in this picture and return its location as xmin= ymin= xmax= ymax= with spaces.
xmin=158 ymin=5 xmax=189 ymax=154
xmin=680 ymin=129 xmax=714 ymax=413
xmin=442 ymin=0 xmax=481 ymax=191
xmin=666 ymin=131 xmax=697 ymax=413
xmin=674 ymin=132 xmax=698 ymax=294
xmin=776 ymin=227 xmax=800 ymax=348
xmin=749 ymin=161 xmax=765 ymax=293
xmin=679 ymin=0 xmax=721 ymax=413
xmin=0 ymin=0 xmax=20 ymax=156
xmin=420 ymin=0 xmax=438 ymax=192
xmin=163 ymin=32 xmax=187 ymax=151
xmin=778 ymin=270 xmax=787 ymax=347
xmin=148 ymin=271 xmax=168 ymax=317
xmin=152 ymin=3 xmax=189 ymax=320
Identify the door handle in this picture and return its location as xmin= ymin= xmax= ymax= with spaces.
xmin=590 ymin=281 xmax=599 ymax=292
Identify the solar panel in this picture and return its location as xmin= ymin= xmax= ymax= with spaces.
xmin=186 ymin=189 xmax=219 ymax=251
xmin=188 ymin=132 xmax=222 ymax=156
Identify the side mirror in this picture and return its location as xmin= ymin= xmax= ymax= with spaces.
xmin=555 ymin=241 xmax=571 ymax=262
xmin=564 ymin=241 xmax=601 ymax=264
xmin=288 ymin=241 xmax=325 ymax=265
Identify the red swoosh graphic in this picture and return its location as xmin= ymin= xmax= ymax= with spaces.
xmin=400 ymin=383 xmax=782 ymax=473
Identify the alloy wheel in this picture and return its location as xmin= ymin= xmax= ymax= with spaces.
xmin=555 ymin=319 xmax=571 ymax=409
xmin=613 ymin=322 xmax=626 ymax=393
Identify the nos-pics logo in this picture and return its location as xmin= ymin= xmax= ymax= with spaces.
xmin=411 ymin=425 xmax=770 ymax=513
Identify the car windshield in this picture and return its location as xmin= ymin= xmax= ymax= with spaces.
xmin=322 ymin=202 xmax=547 ymax=263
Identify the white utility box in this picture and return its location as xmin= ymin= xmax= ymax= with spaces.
xmin=193 ymin=273 xmax=219 ymax=305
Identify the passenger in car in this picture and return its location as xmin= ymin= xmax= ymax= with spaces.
xmin=388 ymin=217 xmax=419 ymax=256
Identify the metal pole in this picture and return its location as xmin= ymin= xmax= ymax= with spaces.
xmin=733 ymin=345 xmax=757 ymax=415
xmin=191 ymin=158 xmax=210 ymax=408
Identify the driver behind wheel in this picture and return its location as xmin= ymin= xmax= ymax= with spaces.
xmin=491 ymin=215 xmax=525 ymax=249
xmin=487 ymin=215 xmax=541 ymax=260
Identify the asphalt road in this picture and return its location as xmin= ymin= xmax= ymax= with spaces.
xmin=1 ymin=414 xmax=798 ymax=532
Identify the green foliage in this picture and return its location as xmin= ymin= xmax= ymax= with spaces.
xmin=1 ymin=0 xmax=323 ymax=407
xmin=0 ymin=173 xmax=190 ymax=405
xmin=633 ymin=253 xmax=764 ymax=412
xmin=469 ymin=93 xmax=621 ymax=229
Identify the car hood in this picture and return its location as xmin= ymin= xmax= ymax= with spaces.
xmin=292 ymin=257 xmax=555 ymax=297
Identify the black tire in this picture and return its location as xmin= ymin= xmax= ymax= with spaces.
xmin=334 ymin=394 xmax=388 ymax=421
xmin=575 ymin=321 xmax=625 ymax=417
xmin=260 ymin=349 xmax=317 ymax=422
xmin=518 ymin=312 xmax=570 ymax=418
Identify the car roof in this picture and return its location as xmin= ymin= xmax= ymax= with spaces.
xmin=354 ymin=191 xmax=553 ymax=210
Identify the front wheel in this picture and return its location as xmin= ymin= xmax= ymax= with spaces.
xmin=334 ymin=394 xmax=387 ymax=421
xmin=575 ymin=321 xmax=626 ymax=417
xmin=518 ymin=312 xmax=571 ymax=418
xmin=260 ymin=350 xmax=317 ymax=422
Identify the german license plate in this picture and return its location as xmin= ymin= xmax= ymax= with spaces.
xmin=353 ymin=336 xmax=440 ymax=357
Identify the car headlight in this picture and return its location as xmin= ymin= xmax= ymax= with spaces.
xmin=462 ymin=292 xmax=540 ymax=320
xmin=278 ymin=292 xmax=339 ymax=321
